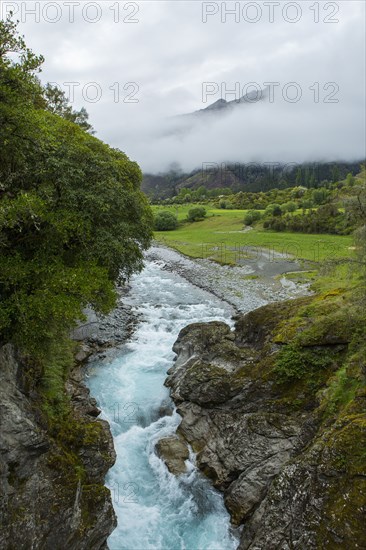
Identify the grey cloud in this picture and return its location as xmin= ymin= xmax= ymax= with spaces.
xmin=8 ymin=0 xmax=365 ymax=172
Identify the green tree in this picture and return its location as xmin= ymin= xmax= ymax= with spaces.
xmin=195 ymin=186 xmax=207 ymax=199
xmin=296 ymin=168 xmax=303 ymax=186
xmin=304 ymin=168 xmax=311 ymax=187
xmin=301 ymin=199 xmax=314 ymax=209
xmin=332 ymin=165 xmax=340 ymax=183
xmin=0 ymin=17 xmax=153 ymax=361
xmin=219 ymin=199 xmax=233 ymax=209
xmin=44 ymin=83 xmax=94 ymax=133
xmin=346 ymin=173 xmax=355 ymax=187
xmin=291 ymin=186 xmax=306 ymax=199
xmin=312 ymin=188 xmax=329 ymax=205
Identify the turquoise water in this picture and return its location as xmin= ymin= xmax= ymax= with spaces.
xmin=86 ymin=259 xmax=238 ymax=550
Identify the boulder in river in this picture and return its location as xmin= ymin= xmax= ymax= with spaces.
xmin=155 ymin=436 xmax=190 ymax=475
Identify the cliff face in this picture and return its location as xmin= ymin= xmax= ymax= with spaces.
xmin=0 ymin=344 xmax=116 ymax=550
xmin=165 ymin=297 xmax=366 ymax=549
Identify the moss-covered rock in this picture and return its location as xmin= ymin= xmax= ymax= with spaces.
xmin=0 ymin=345 xmax=116 ymax=550
xmin=166 ymin=290 xmax=366 ymax=549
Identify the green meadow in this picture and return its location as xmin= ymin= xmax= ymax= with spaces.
xmin=152 ymin=205 xmax=354 ymax=265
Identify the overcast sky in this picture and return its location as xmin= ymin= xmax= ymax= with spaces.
xmin=4 ymin=0 xmax=366 ymax=172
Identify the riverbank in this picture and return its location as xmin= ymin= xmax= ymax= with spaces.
xmin=75 ymin=241 xmax=311 ymax=360
xmin=159 ymin=243 xmax=365 ymax=548
xmin=148 ymin=244 xmax=311 ymax=314
xmin=72 ymin=237 xmax=365 ymax=550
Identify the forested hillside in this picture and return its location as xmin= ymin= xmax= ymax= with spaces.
xmin=142 ymin=161 xmax=363 ymax=200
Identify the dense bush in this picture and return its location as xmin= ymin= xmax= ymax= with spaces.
xmin=187 ymin=207 xmax=206 ymax=222
xmin=346 ymin=173 xmax=355 ymax=186
xmin=154 ymin=211 xmax=178 ymax=231
xmin=263 ymin=204 xmax=352 ymax=235
xmin=312 ymin=188 xmax=330 ymax=205
xmin=219 ymin=199 xmax=233 ymax=209
xmin=300 ymin=199 xmax=314 ymax=209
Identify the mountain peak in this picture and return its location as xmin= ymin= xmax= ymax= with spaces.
xmin=194 ymin=87 xmax=269 ymax=116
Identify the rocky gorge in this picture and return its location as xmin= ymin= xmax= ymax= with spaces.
xmin=1 ymin=247 xmax=365 ymax=549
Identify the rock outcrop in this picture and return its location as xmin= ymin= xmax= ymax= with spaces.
xmin=0 ymin=344 xmax=116 ymax=550
xmin=165 ymin=298 xmax=366 ymax=549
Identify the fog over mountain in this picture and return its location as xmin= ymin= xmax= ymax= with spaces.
xmin=11 ymin=0 xmax=366 ymax=173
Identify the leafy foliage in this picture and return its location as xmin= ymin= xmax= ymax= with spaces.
xmin=219 ymin=199 xmax=233 ymax=209
xmin=0 ymin=17 xmax=153 ymax=362
xmin=282 ymin=201 xmax=297 ymax=213
xmin=44 ymin=83 xmax=94 ymax=133
xmin=265 ymin=203 xmax=282 ymax=217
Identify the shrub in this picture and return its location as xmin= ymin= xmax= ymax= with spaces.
xmin=243 ymin=210 xmax=261 ymax=226
xmin=274 ymin=344 xmax=333 ymax=382
xmin=346 ymin=173 xmax=355 ymax=186
xmin=282 ymin=201 xmax=297 ymax=213
xmin=312 ymin=188 xmax=329 ymax=205
xmin=187 ymin=207 xmax=206 ymax=222
xmin=219 ymin=200 xmax=233 ymax=210
xmin=301 ymin=199 xmax=314 ymax=209
xmin=154 ymin=211 xmax=178 ymax=231
xmin=265 ymin=203 xmax=282 ymax=217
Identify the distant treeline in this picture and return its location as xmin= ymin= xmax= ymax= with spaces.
xmin=143 ymin=161 xmax=364 ymax=200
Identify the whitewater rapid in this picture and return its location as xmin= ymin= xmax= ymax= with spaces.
xmin=86 ymin=258 xmax=239 ymax=550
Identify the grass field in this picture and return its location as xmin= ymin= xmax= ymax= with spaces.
xmin=152 ymin=205 xmax=354 ymax=265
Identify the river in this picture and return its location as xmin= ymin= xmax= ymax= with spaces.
xmin=86 ymin=248 xmax=306 ymax=549
xmin=86 ymin=255 xmax=241 ymax=550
